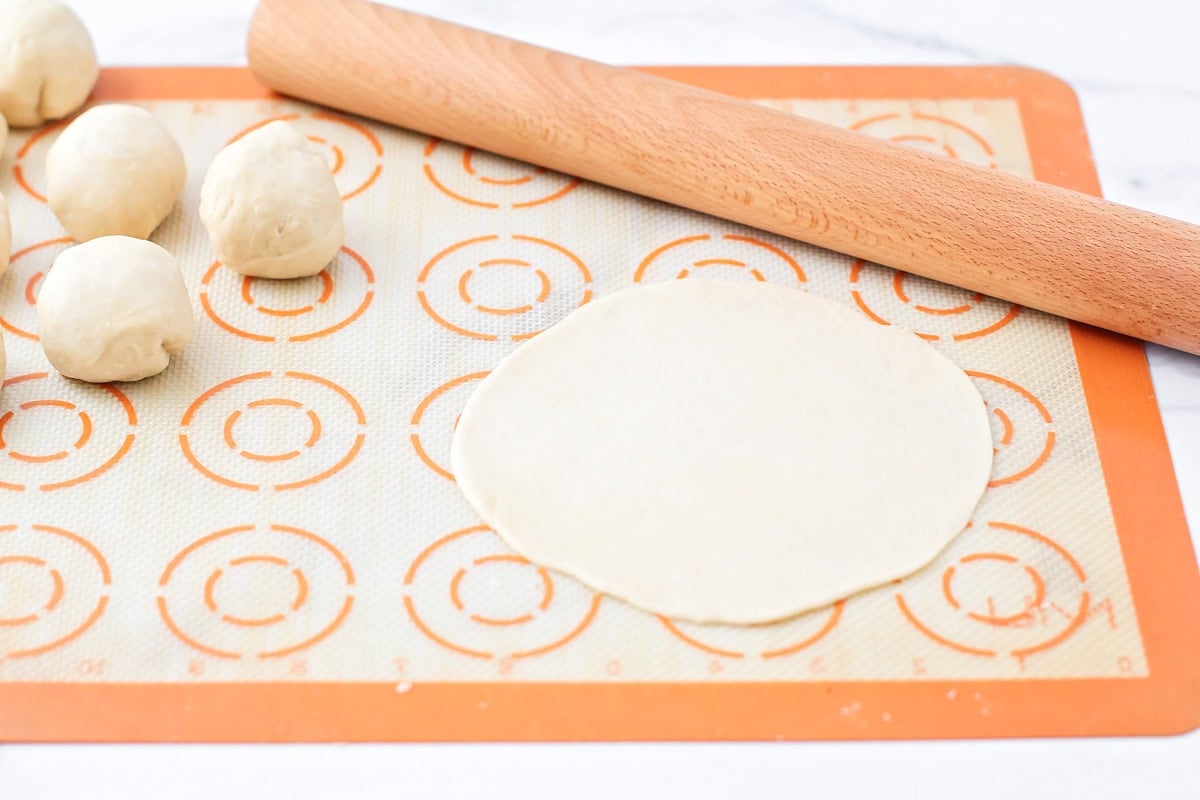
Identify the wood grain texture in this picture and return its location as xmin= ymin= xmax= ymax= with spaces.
xmin=247 ymin=0 xmax=1200 ymax=353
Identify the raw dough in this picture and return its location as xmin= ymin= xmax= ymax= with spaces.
xmin=198 ymin=120 xmax=344 ymax=279
xmin=0 ymin=192 xmax=10 ymax=276
xmin=37 ymin=235 xmax=193 ymax=383
xmin=452 ymin=280 xmax=993 ymax=624
xmin=0 ymin=0 xmax=98 ymax=127
xmin=46 ymin=104 xmax=187 ymax=241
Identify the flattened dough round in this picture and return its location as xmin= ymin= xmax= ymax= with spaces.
xmin=452 ymin=280 xmax=992 ymax=624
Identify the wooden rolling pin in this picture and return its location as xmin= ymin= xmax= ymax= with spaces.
xmin=247 ymin=0 xmax=1200 ymax=354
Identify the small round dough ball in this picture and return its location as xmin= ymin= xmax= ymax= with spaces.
xmin=0 ymin=192 xmax=10 ymax=276
xmin=199 ymin=120 xmax=344 ymax=279
xmin=46 ymin=104 xmax=186 ymax=241
xmin=0 ymin=331 xmax=6 ymax=390
xmin=37 ymin=236 xmax=193 ymax=383
xmin=0 ymin=0 xmax=98 ymax=127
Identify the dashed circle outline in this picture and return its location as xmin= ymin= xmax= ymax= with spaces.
xmin=659 ymin=599 xmax=845 ymax=660
xmin=849 ymin=259 xmax=1019 ymax=341
xmin=0 ymin=523 xmax=111 ymax=659
xmin=156 ymin=522 xmax=356 ymax=660
xmin=409 ymin=371 xmax=489 ymax=481
xmin=0 ymin=237 xmax=75 ymax=342
xmin=12 ymin=119 xmax=71 ymax=203
xmin=894 ymin=520 xmax=1090 ymax=661
xmin=634 ymin=233 xmax=807 ymax=285
xmin=0 ymin=372 xmax=137 ymax=492
xmin=422 ymin=138 xmax=581 ymax=209
xmin=199 ymin=246 xmax=376 ymax=343
xmin=402 ymin=524 xmax=601 ymax=661
xmin=179 ymin=371 xmax=366 ymax=492
xmin=416 ymin=234 xmax=593 ymax=342
xmin=850 ymin=111 xmax=998 ymax=169
xmin=967 ymin=371 xmax=1055 ymax=487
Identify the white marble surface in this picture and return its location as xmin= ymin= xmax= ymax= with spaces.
xmin=3 ymin=1 xmax=1199 ymax=798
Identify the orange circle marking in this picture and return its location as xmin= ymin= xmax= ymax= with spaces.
xmin=851 ymin=112 xmax=995 ymax=167
xmin=993 ymin=408 xmax=1015 ymax=446
xmin=418 ymin=235 xmax=591 ymax=341
xmin=449 ymin=568 xmax=467 ymax=610
xmin=898 ymin=520 xmax=1089 ymax=661
xmin=203 ymin=248 xmax=372 ymax=343
xmin=942 ymin=553 xmax=1046 ymax=627
xmin=966 ymin=371 xmax=1055 ymax=487
xmin=635 ymin=233 xmax=805 ymax=285
xmin=222 ymin=410 xmax=241 ymax=450
xmin=305 ymin=411 xmax=322 ymax=448
xmin=230 ymin=111 xmax=382 ymax=200
xmin=468 ymin=259 xmax=541 ymax=315
xmin=895 ymin=594 xmax=998 ymax=657
xmin=7 ymin=400 xmax=83 ymax=463
xmin=0 ymin=238 xmax=75 ymax=341
xmin=158 ymin=523 xmax=354 ymax=660
xmin=245 ymin=398 xmax=302 ymax=411
xmin=24 ymin=272 xmax=42 ymax=307
xmin=405 ymin=525 xmax=599 ymax=661
xmin=0 ymin=524 xmax=111 ymax=658
xmin=462 ymin=146 xmax=545 ymax=185
xmin=214 ymin=556 xmax=300 ymax=627
xmin=850 ymin=259 xmax=1018 ymax=341
xmin=180 ymin=372 xmax=364 ymax=492
xmin=292 ymin=568 xmax=309 ymax=610
xmin=759 ymin=600 xmax=846 ymax=659
xmin=660 ymin=617 xmax=744 ymax=659
xmin=74 ymin=411 xmax=92 ymax=450
xmin=424 ymin=138 xmax=579 ymax=208
xmin=203 ymin=568 xmax=222 ymax=611
xmin=241 ymin=449 xmax=302 ymax=463
xmin=510 ymin=596 xmax=601 ymax=660
xmin=454 ymin=554 xmax=548 ymax=626
xmin=457 ymin=269 xmax=474 ymax=303
xmin=661 ymin=598 xmax=844 ymax=661
xmin=240 ymin=275 xmax=320 ymax=318
xmin=0 ymin=555 xmax=50 ymax=625
xmin=224 ymin=398 xmax=314 ymax=463
xmin=889 ymin=134 xmax=959 ymax=160
xmin=913 ymin=111 xmax=994 ymax=156
xmin=12 ymin=119 xmax=70 ymax=203
xmin=410 ymin=371 xmax=489 ymax=480
xmin=892 ymin=271 xmax=982 ymax=315
xmin=0 ymin=373 xmax=136 ymax=492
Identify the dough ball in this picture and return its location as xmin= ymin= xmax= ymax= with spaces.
xmin=37 ymin=236 xmax=193 ymax=383
xmin=46 ymin=104 xmax=186 ymax=241
xmin=0 ymin=192 xmax=10 ymax=276
xmin=0 ymin=0 xmax=98 ymax=127
xmin=199 ymin=120 xmax=344 ymax=279
xmin=0 ymin=330 xmax=6 ymax=390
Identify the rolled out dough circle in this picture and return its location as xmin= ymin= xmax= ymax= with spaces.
xmin=452 ymin=280 xmax=992 ymax=624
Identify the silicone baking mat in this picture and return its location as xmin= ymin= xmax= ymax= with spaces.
xmin=0 ymin=67 xmax=1197 ymax=741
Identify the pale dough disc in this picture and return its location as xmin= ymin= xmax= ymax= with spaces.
xmin=452 ymin=279 xmax=993 ymax=624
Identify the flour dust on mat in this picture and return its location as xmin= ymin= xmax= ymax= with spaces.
xmin=451 ymin=280 xmax=994 ymax=624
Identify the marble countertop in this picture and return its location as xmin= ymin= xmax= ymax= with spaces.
xmin=3 ymin=1 xmax=1198 ymax=798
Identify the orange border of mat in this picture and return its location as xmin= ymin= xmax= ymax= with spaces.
xmin=2 ymin=66 xmax=1197 ymax=742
